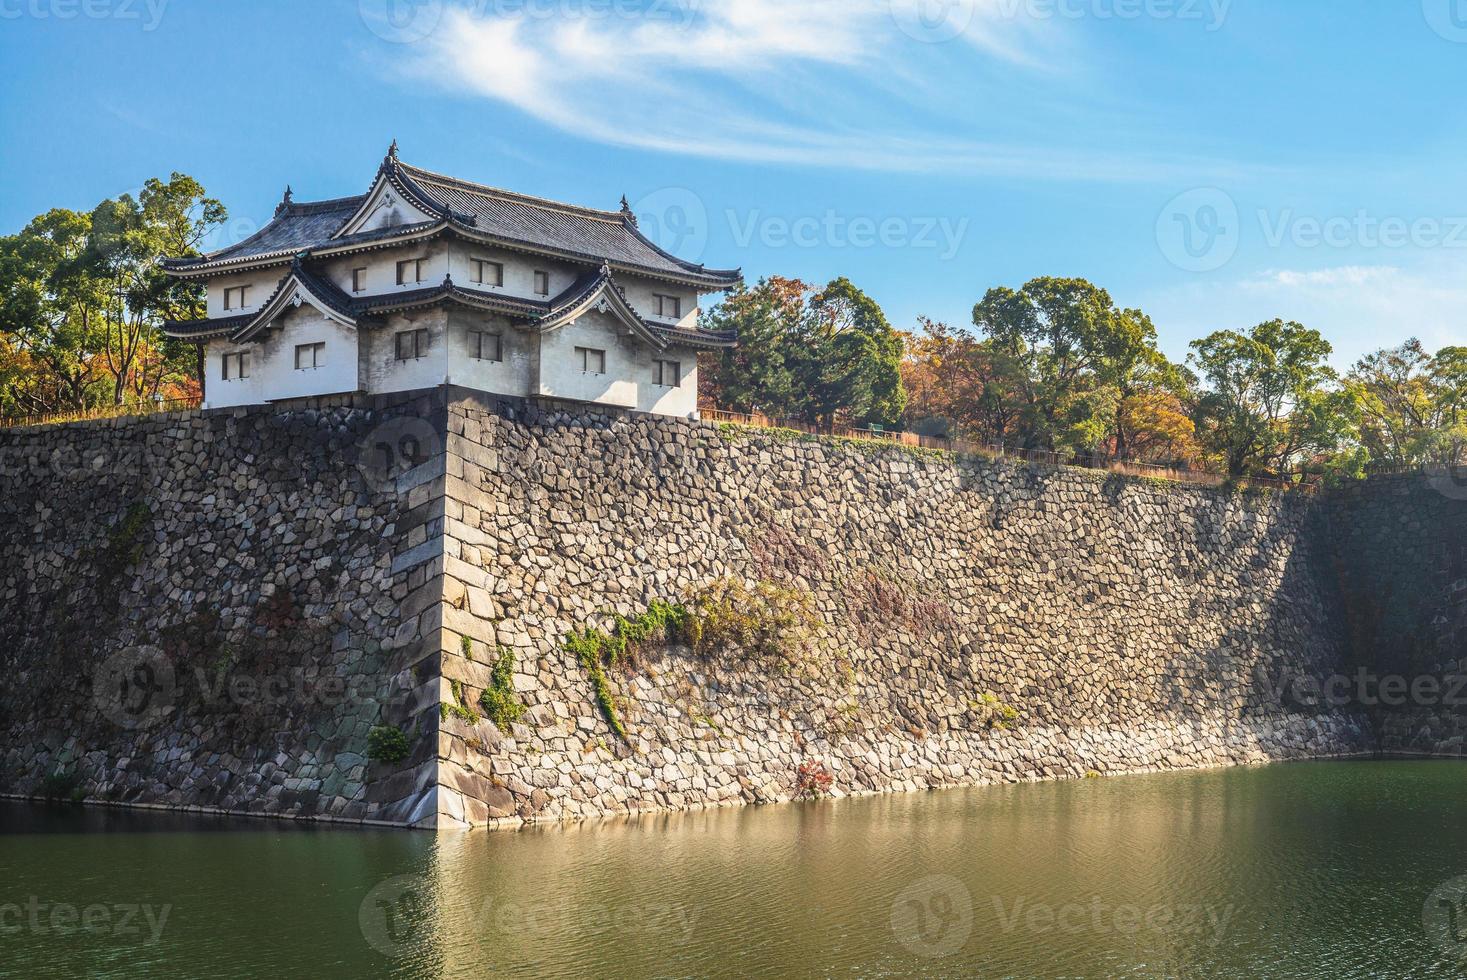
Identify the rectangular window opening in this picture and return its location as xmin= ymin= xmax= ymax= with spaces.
xmin=654 ymin=359 xmax=681 ymax=387
xmin=396 ymin=258 xmax=426 ymax=286
xmin=294 ymin=342 xmax=325 ymax=370
xmin=534 ymin=270 xmax=550 ymax=296
xmin=576 ymin=346 xmax=606 ymax=375
xmin=395 ymin=328 xmax=430 ymax=361
xmin=468 ymin=329 xmax=503 ymax=362
xmin=472 ymin=259 xmax=504 ymax=287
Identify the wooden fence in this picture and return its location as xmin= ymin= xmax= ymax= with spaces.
xmin=0 ymin=397 xmax=202 ymax=431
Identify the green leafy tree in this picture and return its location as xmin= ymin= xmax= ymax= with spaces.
xmin=698 ymin=276 xmax=805 ymax=417
xmin=84 ymin=174 xmax=224 ymax=405
xmin=1189 ymin=319 xmax=1359 ymax=480
xmin=0 ymin=209 xmax=108 ymax=414
xmin=799 ymin=277 xmax=905 ymax=429
xmin=972 ymin=276 xmax=1184 ymax=457
xmin=0 ymin=174 xmax=223 ymax=414
xmin=701 ymin=275 xmax=906 ymax=429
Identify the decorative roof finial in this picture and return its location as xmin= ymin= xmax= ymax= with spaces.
xmin=275 ymin=185 xmax=295 ymax=217
xmin=389 ymin=139 xmax=399 ymax=160
xmin=620 ymin=195 xmax=638 ymax=226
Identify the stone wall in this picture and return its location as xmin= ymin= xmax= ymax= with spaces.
xmin=1325 ymin=471 xmax=1467 ymax=755
xmin=433 ymin=392 xmax=1372 ymax=829
xmin=7 ymin=388 xmax=1461 ymax=830
xmin=0 ymin=392 xmax=445 ymax=827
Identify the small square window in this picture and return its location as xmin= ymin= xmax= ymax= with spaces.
xmin=351 ymin=268 xmax=368 ymax=293
xmin=534 ymin=270 xmax=550 ymax=296
xmin=576 ymin=346 xmax=606 ymax=375
xmin=395 ymin=328 xmax=430 ymax=361
xmin=396 ymin=258 xmax=426 ymax=286
xmin=468 ymin=330 xmax=502 ymax=362
xmin=653 ymin=294 xmax=682 ymax=319
xmin=223 ymin=286 xmax=250 ymax=311
xmin=295 ymin=342 xmax=324 ymax=370
xmin=221 ymin=351 xmax=250 ymax=380
xmin=654 ymin=359 xmax=681 ymax=387
xmin=472 ymin=259 xmax=504 ymax=287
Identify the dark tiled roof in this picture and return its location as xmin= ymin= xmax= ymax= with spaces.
xmin=162 ymin=313 xmax=252 ymax=340
xmin=395 ymin=162 xmax=740 ymax=287
xmin=162 ymin=152 xmax=741 ymax=289
xmin=162 ymin=196 xmax=365 ymax=269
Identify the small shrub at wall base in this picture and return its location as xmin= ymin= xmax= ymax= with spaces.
xmin=796 ymin=759 xmax=834 ymax=799
xmin=39 ymin=767 xmax=83 ymax=802
xmin=367 ymin=726 xmax=410 ymax=764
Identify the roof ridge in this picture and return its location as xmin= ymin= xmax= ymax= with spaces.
xmin=281 ymin=194 xmax=368 ymax=215
xmin=398 ymin=160 xmax=624 ymax=223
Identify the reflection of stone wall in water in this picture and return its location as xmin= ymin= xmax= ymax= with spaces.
xmin=5 ymin=386 xmax=1463 ymax=830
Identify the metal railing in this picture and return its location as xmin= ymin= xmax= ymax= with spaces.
xmin=0 ymin=397 xmax=202 ymax=431
xmin=704 ymin=408 xmax=1310 ymax=492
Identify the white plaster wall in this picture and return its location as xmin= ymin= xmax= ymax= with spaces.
xmin=206 ymin=269 xmax=285 ymax=319
xmin=202 ymin=338 xmax=264 ymax=409
xmin=445 ymin=309 xmax=533 ymax=398
xmin=361 ymin=309 xmax=450 ymax=396
xmin=343 ymin=177 xmax=438 ymax=236
xmin=634 ymin=343 xmax=699 ymax=418
xmin=250 ymin=306 xmax=359 ymax=402
xmin=536 ymin=312 xmax=640 ymax=409
xmin=617 ymin=275 xmax=700 ymax=332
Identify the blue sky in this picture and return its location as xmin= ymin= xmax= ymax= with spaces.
xmin=3 ymin=0 xmax=1467 ymax=366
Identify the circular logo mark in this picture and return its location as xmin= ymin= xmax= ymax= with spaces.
xmin=357 ymin=416 xmax=442 ymax=493
xmin=1426 ymin=462 xmax=1467 ymax=501
xmin=890 ymin=874 xmax=973 ymax=959
xmin=359 ymin=0 xmax=444 ymax=44
xmin=1424 ymin=874 xmax=1467 ymax=958
xmin=1424 ymin=0 xmax=1467 ymax=42
xmin=630 ymin=188 xmax=709 ymax=265
xmin=888 ymin=0 xmax=977 ymax=43
xmin=359 ymin=874 xmax=429 ymax=957
xmin=1156 ymin=187 xmax=1240 ymax=273
xmin=93 ymin=647 xmax=176 ymax=731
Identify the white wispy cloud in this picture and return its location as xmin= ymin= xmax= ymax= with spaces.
xmin=387 ymin=0 xmax=1246 ymax=179
xmin=1144 ymin=262 xmax=1467 ymax=367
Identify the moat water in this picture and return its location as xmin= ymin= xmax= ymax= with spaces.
xmin=3 ymin=760 xmax=1467 ymax=978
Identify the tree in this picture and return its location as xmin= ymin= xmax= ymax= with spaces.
xmin=698 ymin=277 xmax=805 ymax=417
xmin=700 ymin=276 xmax=906 ymax=429
xmin=1347 ymin=339 xmax=1467 ymax=468
xmin=798 ymin=277 xmax=905 ymax=429
xmin=0 ymin=209 xmax=107 ymax=414
xmin=0 ymin=174 xmax=223 ymax=414
xmin=84 ymin=174 xmax=224 ymax=405
xmin=1189 ymin=319 xmax=1359 ymax=480
xmin=900 ymin=318 xmax=1026 ymax=445
xmin=971 ymin=276 xmax=1186 ymax=458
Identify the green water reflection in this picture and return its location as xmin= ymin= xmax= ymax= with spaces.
xmin=3 ymin=760 xmax=1467 ymax=978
